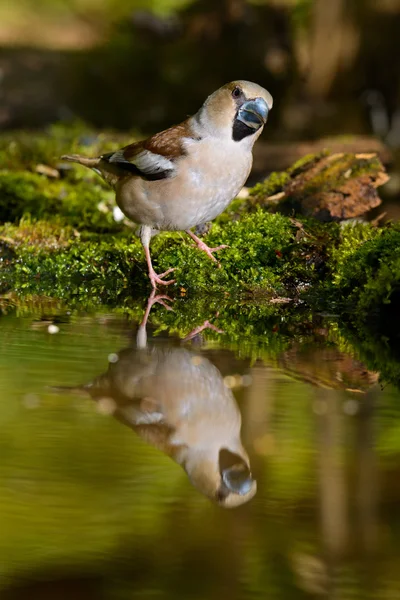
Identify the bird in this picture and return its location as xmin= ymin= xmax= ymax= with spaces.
xmin=54 ymin=292 xmax=257 ymax=508
xmin=86 ymin=345 xmax=256 ymax=507
xmin=62 ymin=80 xmax=273 ymax=289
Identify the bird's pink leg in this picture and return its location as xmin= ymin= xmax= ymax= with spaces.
xmin=140 ymin=289 xmax=174 ymax=329
xmin=137 ymin=289 xmax=174 ymax=348
xmin=141 ymin=226 xmax=175 ymax=288
xmin=186 ymin=230 xmax=228 ymax=263
xmin=183 ymin=320 xmax=224 ymax=342
xmin=144 ymin=244 xmax=175 ymax=288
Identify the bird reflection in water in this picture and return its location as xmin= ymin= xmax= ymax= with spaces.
xmin=78 ymin=292 xmax=256 ymax=508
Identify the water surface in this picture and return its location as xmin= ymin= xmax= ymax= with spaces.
xmin=1 ymin=302 xmax=400 ymax=599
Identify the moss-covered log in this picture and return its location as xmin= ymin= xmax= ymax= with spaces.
xmin=0 ymin=127 xmax=398 ymax=338
xmin=249 ymin=151 xmax=389 ymax=221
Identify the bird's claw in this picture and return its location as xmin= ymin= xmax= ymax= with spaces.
xmin=192 ymin=241 xmax=229 ymax=262
xmin=186 ymin=230 xmax=229 ymax=264
xmin=149 ymin=267 xmax=176 ymax=288
xmin=137 ymin=290 xmax=174 ymax=348
xmin=183 ymin=320 xmax=224 ymax=342
xmin=150 ymin=294 xmax=174 ymax=311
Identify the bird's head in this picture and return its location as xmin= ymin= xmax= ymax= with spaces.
xmin=181 ymin=445 xmax=257 ymax=508
xmin=194 ymin=80 xmax=273 ymax=144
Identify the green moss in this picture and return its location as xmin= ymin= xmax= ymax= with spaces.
xmin=283 ymin=152 xmax=386 ymax=219
xmin=6 ymin=234 xmax=144 ymax=299
xmin=0 ymin=161 xmax=394 ymax=322
xmin=246 ymin=151 xmax=386 ymax=223
xmin=287 ymin=151 xmax=328 ymax=176
xmin=0 ymin=122 xmax=133 ymax=173
xmin=0 ymin=170 xmax=121 ymax=231
xmin=331 ymin=223 xmax=400 ymax=317
xmin=249 ymin=171 xmax=291 ymax=204
xmin=337 ymin=321 xmax=400 ymax=389
xmin=328 ymin=221 xmax=381 ymax=285
xmin=295 ymin=153 xmax=382 ymax=196
xmin=248 ymin=152 xmax=387 ymax=222
xmin=216 ymin=195 xmax=249 ymax=223
xmin=345 ymin=153 xmax=384 ymax=179
xmin=0 ymin=218 xmax=74 ymax=249
xmin=0 ymin=128 xmax=396 ymax=341
xmin=0 ymin=211 xmax=304 ymax=297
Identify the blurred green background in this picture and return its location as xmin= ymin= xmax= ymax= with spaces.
xmin=0 ymin=0 xmax=399 ymax=143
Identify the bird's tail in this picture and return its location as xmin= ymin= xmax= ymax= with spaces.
xmin=61 ymin=153 xmax=120 ymax=187
xmin=61 ymin=154 xmax=101 ymax=168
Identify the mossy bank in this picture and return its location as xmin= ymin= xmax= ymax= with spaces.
xmin=0 ymin=125 xmax=398 ymax=339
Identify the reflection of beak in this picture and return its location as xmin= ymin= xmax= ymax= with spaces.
xmin=222 ymin=462 xmax=254 ymax=495
xmin=237 ymin=97 xmax=269 ymax=129
xmin=219 ymin=448 xmax=256 ymax=505
xmin=184 ymin=446 xmax=257 ymax=509
xmin=223 ymin=480 xmax=257 ymax=508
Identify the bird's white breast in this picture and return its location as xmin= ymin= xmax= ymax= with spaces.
xmin=116 ymin=135 xmax=253 ymax=231
xmin=159 ymin=136 xmax=252 ymax=230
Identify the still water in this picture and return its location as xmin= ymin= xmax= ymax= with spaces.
xmin=1 ymin=297 xmax=400 ymax=599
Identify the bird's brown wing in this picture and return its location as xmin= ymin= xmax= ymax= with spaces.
xmin=101 ymin=120 xmax=197 ymax=181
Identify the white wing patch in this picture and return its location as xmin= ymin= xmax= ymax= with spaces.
xmin=133 ymin=150 xmax=175 ymax=176
xmin=106 ymin=148 xmax=175 ymax=179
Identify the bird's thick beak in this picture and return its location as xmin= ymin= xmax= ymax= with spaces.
xmin=237 ymin=97 xmax=269 ymax=129
xmin=219 ymin=448 xmax=255 ymax=496
xmin=222 ymin=462 xmax=254 ymax=496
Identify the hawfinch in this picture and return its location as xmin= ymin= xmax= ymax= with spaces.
xmin=85 ymin=345 xmax=256 ymax=508
xmin=62 ymin=80 xmax=273 ymax=288
xmin=61 ymin=293 xmax=256 ymax=508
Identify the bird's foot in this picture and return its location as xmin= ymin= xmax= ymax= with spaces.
xmin=140 ymin=289 xmax=174 ymax=329
xmin=149 ymin=267 xmax=176 ymax=289
xmin=137 ymin=290 xmax=174 ymax=348
xmin=183 ymin=320 xmax=224 ymax=342
xmin=146 ymin=290 xmax=174 ymax=313
xmin=192 ymin=239 xmax=229 ymax=262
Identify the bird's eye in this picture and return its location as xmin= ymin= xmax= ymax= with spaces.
xmin=232 ymin=87 xmax=242 ymax=99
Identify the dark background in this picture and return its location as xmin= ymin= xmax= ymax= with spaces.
xmin=1 ymin=0 xmax=400 ymax=202
xmin=0 ymin=0 xmax=398 ymax=139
